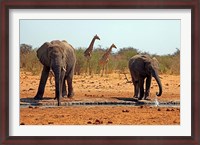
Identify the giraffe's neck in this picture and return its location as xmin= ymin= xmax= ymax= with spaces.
xmin=99 ymin=46 xmax=114 ymax=65
xmin=104 ymin=46 xmax=113 ymax=57
xmin=88 ymin=37 xmax=97 ymax=51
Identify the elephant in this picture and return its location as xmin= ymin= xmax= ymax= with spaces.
xmin=34 ymin=40 xmax=76 ymax=106
xmin=128 ymin=54 xmax=162 ymax=100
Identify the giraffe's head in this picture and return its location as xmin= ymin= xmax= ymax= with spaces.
xmin=111 ymin=44 xmax=117 ymax=49
xmin=94 ymin=34 xmax=100 ymax=40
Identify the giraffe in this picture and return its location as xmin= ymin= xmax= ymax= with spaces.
xmin=99 ymin=44 xmax=117 ymax=76
xmin=84 ymin=34 xmax=100 ymax=75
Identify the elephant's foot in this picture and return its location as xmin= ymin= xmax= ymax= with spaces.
xmin=54 ymin=96 xmax=60 ymax=100
xmin=55 ymin=97 xmax=61 ymax=106
xmin=68 ymin=92 xmax=74 ymax=98
xmin=54 ymin=97 xmax=61 ymax=106
xmin=132 ymin=96 xmax=139 ymax=102
xmin=138 ymin=96 xmax=143 ymax=100
xmin=144 ymin=97 xmax=151 ymax=100
xmin=144 ymin=93 xmax=151 ymax=100
xmin=34 ymin=95 xmax=43 ymax=100
xmin=57 ymin=99 xmax=61 ymax=106
xmin=62 ymin=91 xmax=67 ymax=97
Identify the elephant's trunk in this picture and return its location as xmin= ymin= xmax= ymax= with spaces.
xmin=53 ymin=66 xmax=61 ymax=105
xmin=152 ymin=70 xmax=162 ymax=97
xmin=52 ymin=65 xmax=65 ymax=106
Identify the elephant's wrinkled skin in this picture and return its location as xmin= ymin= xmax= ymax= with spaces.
xmin=34 ymin=40 xmax=76 ymax=106
xmin=129 ymin=55 xmax=162 ymax=100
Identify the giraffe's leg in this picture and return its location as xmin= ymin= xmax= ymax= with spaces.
xmin=85 ymin=61 xmax=88 ymax=76
xmin=101 ymin=66 xmax=103 ymax=77
xmin=88 ymin=60 xmax=91 ymax=75
xmin=106 ymin=64 xmax=108 ymax=76
xmin=104 ymin=65 xmax=106 ymax=76
xmin=101 ymin=66 xmax=102 ymax=76
xmin=101 ymin=65 xmax=104 ymax=77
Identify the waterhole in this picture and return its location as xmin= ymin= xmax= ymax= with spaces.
xmin=20 ymin=98 xmax=180 ymax=108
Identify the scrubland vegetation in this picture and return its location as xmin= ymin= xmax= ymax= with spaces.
xmin=20 ymin=44 xmax=180 ymax=75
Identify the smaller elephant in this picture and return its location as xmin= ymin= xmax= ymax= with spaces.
xmin=34 ymin=40 xmax=76 ymax=106
xmin=128 ymin=54 xmax=162 ymax=100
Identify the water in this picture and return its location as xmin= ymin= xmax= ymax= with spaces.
xmin=20 ymin=100 xmax=180 ymax=108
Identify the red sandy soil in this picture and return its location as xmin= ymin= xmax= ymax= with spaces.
xmin=20 ymin=71 xmax=180 ymax=125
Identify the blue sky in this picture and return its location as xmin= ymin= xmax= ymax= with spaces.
xmin=20 ymin=19 xmax=180 ymax=55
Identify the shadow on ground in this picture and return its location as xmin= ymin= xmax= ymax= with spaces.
xmin=113 ymin=97 xmax=146 ymax=105
xmin=20 ymin=97 xmax=55 ymax=106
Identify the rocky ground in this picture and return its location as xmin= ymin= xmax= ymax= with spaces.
xmin=20 ymin=71 xmax=180 ymax=125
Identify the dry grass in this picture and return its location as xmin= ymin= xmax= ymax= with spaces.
xmin=20 ymin=46 xmax=180 ymax=75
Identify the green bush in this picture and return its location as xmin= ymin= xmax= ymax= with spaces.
xmin=20 ymin=44 xmax=32 ymax=68
xmin=118 ymin=47 xmax=138 ymax=61
xmin=74 ymin=48 xmax=86 ymax=75
xmin=20 ymin=43 xmax=180 ymax=76
xmin=88 ymin=49 xmax=102 ymax=74
xmin=157 ymin=49 xmax=180 ymax=75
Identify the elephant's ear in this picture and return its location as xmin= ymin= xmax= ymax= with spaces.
xmin=144 ymin=60 xmax=152 ymax=74
xmin=37 ymin=42 xmax=51 ymax=66
xmin=152 ymin=57 xmax=159 ymax=70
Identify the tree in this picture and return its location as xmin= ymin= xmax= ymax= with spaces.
xmin=20 ymin=44 xmax=32 ymax=68
xmin=20 ymin=44 xmax=32 ymax=54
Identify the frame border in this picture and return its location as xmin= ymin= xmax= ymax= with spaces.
xmin=1 ymin=0 xmax=199 ymax=144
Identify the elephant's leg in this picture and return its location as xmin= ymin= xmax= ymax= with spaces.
xmin=62 ymin=76 xmax=67 ymax=97
xmin=132 ymin=80 xmax=137 ymax=98
xmin=130 ymin=72 xmax=139 ymax=98
xmin=138 ymin=78 xmax=144 ymax=100
xmin=67 ymin=77 xmax=74 ymax=98
xmin=66 ymin=69 xmax=74 ymax=98
xmin=34 ymin=66 xmax=50 ymax=100
xmin=145 ymin=76 xmax=152 ymax=100
xmin=134 ymin=80 xmax=139 ymax=98
xmin=132 ymin=81 xmax=137 ymax=98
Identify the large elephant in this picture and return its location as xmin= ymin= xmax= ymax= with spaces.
xmin=34 ymin=40 xmax=76 ymax=106
xmin=128 ymin=54 xmax=162 ymax=100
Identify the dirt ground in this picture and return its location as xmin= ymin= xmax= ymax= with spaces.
xmin=20 ymin=71 xmax=180 ymax=125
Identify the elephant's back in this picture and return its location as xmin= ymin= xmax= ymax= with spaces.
xmin=129 ymin=55 xmax=150 ymax=63
xmin=129 ymin=54 xmax=149 ymax=70
xmin=51 ymin=40 xmax=75 ymax=56
xmin=128 ymin=55 xmax=141 ymax=68
xmin=50 ymin=40 xmax=74 ymax=51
